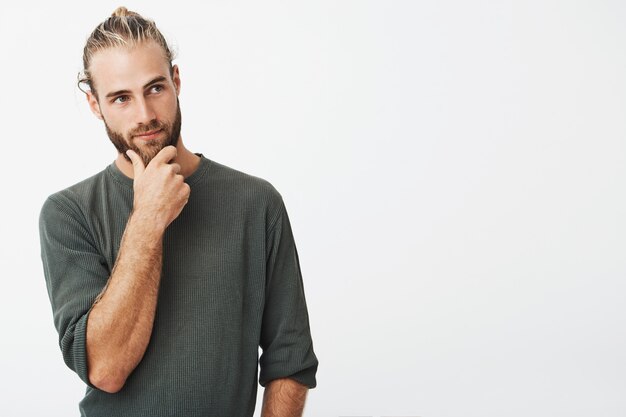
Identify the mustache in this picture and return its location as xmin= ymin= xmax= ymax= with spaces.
xmin=131 ymin=120 xmax=167 ymax=137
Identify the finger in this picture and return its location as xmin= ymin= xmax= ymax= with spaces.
xmin=170 ymin=163 xmax=181 ymax=174
xmin=126 ymin=150 xmax=145 ymax=178
xmin=153 ymin=145 xmax=178 ymax=165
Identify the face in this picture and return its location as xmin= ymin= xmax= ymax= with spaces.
xmin=86 ymin=41 xmax=181 ymax=167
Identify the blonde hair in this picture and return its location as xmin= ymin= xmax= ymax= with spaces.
xmin=78 ymin=6 xmax=176 ymax=98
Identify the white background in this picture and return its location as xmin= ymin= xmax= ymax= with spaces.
xmin=1 ymin=1 xmax=625 ymax=416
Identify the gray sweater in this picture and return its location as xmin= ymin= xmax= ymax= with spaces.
xmin=39 ymin=154 xmax=318 ymax=417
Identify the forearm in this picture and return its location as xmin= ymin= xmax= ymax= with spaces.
xmin=86 ymin=209 xmax=165 ymax=393
xmin=261 ymin=378 xmax=309 ymax=417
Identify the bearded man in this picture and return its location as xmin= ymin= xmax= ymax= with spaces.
xmin=38 ymin=7 xmax=318 ymax=417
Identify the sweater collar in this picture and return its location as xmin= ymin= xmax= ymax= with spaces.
xmin=106 ymin=153 xmax=211 ymax=189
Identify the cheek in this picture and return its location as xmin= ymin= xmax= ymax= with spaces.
xmin=108 ymin=115 xmax=129 ymax=132
xmin=161 ymin=98 xmax=179 ymax=118
xmin=105 ymin=115 xmax=132 ymax=138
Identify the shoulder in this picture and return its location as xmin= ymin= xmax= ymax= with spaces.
xmin=204 ymin=158 xmax=285 ymax=214
xmin=39 ymin=167 xmax=109 ymax=223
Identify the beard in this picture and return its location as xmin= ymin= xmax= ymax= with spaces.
xmin=104 ymin=98 xmax=182 ymax=167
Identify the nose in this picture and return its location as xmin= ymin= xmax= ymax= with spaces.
xmin=135 ymin=96 xmax=156 ymax=126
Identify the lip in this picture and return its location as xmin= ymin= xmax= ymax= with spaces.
xmin=135 ymin=129 xmax=163 ymax=140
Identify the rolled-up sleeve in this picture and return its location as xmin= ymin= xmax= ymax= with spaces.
xmin=39 ymin=195 xmax=109 ymax=389
xmin=259 ymin=199 xmax=319 ymax=388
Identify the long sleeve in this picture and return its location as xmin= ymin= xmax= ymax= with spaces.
xmin=39 ymin=156 xmax=316 ymax=415
xmin=39 ymin=195 xmax=110 ymax=389
xmin=259 ymin=199 xmax=319 ymax=388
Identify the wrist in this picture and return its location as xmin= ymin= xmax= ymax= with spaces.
xmin=128 ymin=208 xmax=168 ymax=237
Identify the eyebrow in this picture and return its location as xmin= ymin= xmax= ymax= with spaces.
xmin=105 ymin=76 xmax=168 ymax=99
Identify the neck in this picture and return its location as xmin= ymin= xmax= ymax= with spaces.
xmin=114 ymin=136 xmax=201 ymax=179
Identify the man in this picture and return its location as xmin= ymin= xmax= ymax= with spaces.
xmin=38 ymin=7 xmax=318 ymax=417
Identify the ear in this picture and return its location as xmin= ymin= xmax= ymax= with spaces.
xmin=172 ymin=64 xmax=181 ymax=96
xmin=86 ymin=90 xmax=104 ymax=120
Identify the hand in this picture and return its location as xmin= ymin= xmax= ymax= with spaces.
xmin=126 ymin=146 xmax=191 ymax=230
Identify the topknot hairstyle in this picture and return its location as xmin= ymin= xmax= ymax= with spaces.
xmin=77 ymin=6 xmax=176 ymax=98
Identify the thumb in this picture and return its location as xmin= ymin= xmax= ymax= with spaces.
xmin=126 ymin=150 xmax=145 ymax=178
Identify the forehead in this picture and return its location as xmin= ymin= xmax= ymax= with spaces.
xmin=89 ymin=41 xmax=170 ymax=92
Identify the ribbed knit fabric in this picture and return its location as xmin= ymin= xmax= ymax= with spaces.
xmin=39 ymin=153 xmax=318 ymax=417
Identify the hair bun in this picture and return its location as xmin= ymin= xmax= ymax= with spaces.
xmin=111 ymin=6 xmax=139 ymax=18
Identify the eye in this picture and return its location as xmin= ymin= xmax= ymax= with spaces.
xmin=150 ymin=84 xmax=164 ymax=94
xmin=113 ymin=95 xmax=129 ymax=104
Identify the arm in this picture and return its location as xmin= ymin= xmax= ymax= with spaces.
xmin=85 ymin=210 xmax=164 ymax=393
xmin=261 ymin=378 xmax=309 ymax=417
xmin=258 ymin=198 xmax=318 ymax=388
xmin=86 ymin=146 xmax=190 ymax=393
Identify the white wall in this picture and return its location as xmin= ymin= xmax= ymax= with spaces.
xmin=1 ymin=1 xmax=625 ymax=416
